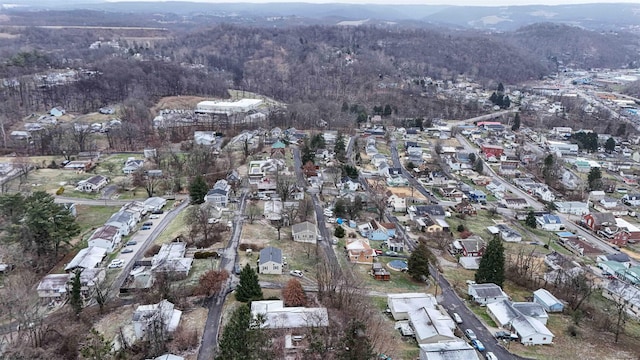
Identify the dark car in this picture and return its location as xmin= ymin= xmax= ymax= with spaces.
xmin=494 ymin=331 xmax=518 ymax=341
xmin=151 ymin=209 xmax=164 ymax=215
xmin=126 ymin=240 xmax=137 ymax=246
xmin=121 ymin=248 xmax=133 ymax=254
xmin=143 ymin=222 xmax=153 ymax=226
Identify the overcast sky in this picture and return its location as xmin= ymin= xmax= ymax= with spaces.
xmin=105 ymin=0 xmax=640 ymax=5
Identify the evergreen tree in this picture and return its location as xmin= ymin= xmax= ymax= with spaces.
xmin=525 ymin=211 xmax=537 ymax=228
xmin=188 ymin=175 xmax=208 ymax=205
xmin=356 ymin=112 xmax=367 ymax=123
xmin=408 ymin=242 xmax=434 ymax=282
xmin=497 ymin=82 xmax=505 ymax=93
xmin=301 ymin=143 xmax=315 ymax=165
xmin=383 ymin=104 xmax=392 ymax=116
xmin=341 ymin=101 xmax=349 ymax=112
xmin=542 ymin=154 xmax=555 ymax=185
xmin=588 ymin=167 xmax=603 ymax=191
xmin=616 ymin=123 xmax=627 ymax=137
xmin=70 ymin=270 xmax=83 ymax=315
xmin=310 ymin=133 xmax=326 ymax=150
xmin=474 ymin=159 xmax=483 ymax=174
xmin=334 ymin=226 xmax=346 ymax=238
xmin=502 ymin=95 xmax=511 ymax=109
xmin=468 ymin=152 xmax=476 ymax=164
xmin=511 ymin=112 xmax=521 ymax=131
xmin=338 ymin=320 xmax=376 ymax=360
xmin=475 ymin=237 xmax=505 ymax=287
xmin=605 ymin=137 xmax=616 ymax=153
xmin=235 ymin=264 xmax=263 ymax=302
xmin=216 ymin=304 xmax=274 ymax=360
xmin=334 ymin=133 xmax=346 ymax=162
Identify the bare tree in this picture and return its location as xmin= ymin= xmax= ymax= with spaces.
xmin=246 ymin=201 xmax=262 ymax=224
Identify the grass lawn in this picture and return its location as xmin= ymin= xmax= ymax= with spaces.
xmin=173 ymin=258 xmax=216 ymax=290
xmin=351 ymin=257 xmax=427 ymax=294
xmin=154 ymin=208 xmax=189 ymax=245
xmin=447 ymin=210 xmax=501 ymax=237
xmin=75 ymin=205 xmax=121 ymax=238
xmin=468 ymin=302 xmax=498 ymax=328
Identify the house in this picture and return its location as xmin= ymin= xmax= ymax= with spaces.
xmin=599 ymin=197 xmax=619 ymax=209
xmin=602 ymin=280 xmax=640 ymax=320
xmin=500 ymin=197 xmax=528 ymax=210
xmin=453 ymin=200 xmax=476 ymax=215
xmin=49 ymin=107 xmax=65 ymax=117
xmin=418 ymin=341 xmax=479 ymax=360
xmin=87 ymin=225 xmax=122 ymax=253
xmin=151 ymin=242 xmax=193 ymax=277
xmin=456 ymin=236 xmax=485 ymax=257
xmin=535 ymin=214 xmax=564 ymax=232
xmin=76 ymin=175 xmax=108 ymax=193
xmin=64 ymin=246 xmax=107 ymax=272
xmin=410 ymin=205 xmax=446 ymax=220
xmin=582 ymin=212 xmax=616 ymax=232
xmin=250 ymin=300 xmax=329 ymax=329
xmin=533 ymin=289 xmax=564 ymax=313
xmin=480 ymin=144 xmax=504 ymax=159
xmin=144 ymin=197 xmax=167 ymax=212
xmin=346 ymin=239 xmax=376 ymax=264
xmin=121 ymin=201 xmax=146 ymax=220
xmin=468 ymin=283 xmax=509 ymax=306
xmin=73 ymin=267 xmax=106 ymax=302
xmin=105 ymin=211 xmax=136 ymax=236
xmin=408 ymin=306 xmax=457 ymax=344
xmin=205 ymin=179 xmax=231 ymax=207
xmin=340 ymin=177 xmax=360 ymax=193
xmin=554 ymin=201 xmax=589 ymax=216
xmin=387 ymin=293 xmax=438 ymax=320
xmin=371 ymin=153 xmax=387 ymax=167
xmin=468 ymin=190 xmax=487 ymax=203
xmin=259 ymin=247 xmax=283 ymax=275
xmin=372 ymin=262 xmax=390 ymax=280
xmin=263 ymin=200 xmax=283 ymax=221
xmin=458 ymin=256 xmax=481 ymax=270
xmin=495 ymin=224 xmax=523 ymax=242
xmin=387 ymin=175 xmax=409 ymax=187
xmin=133 ymin=300 xmax=182 ymax=339
xmin=512 ymin=302 xmax=549 ymax=325
xmin=622 ymin=193 xmax=640 ymax=206
xmin=367 ymin=221 xmax=391 ymax=241
xmin=486 ymin=300 xmax=520 ymax=328
xmin=64 ymin=160 xmax=94 ymax=171
xmin=441 ymin=188 xmax=465 ymax=203
xmin=597 ymin=253 xmax=632 ymax=268
xmin=37 ymin=274 xmax=69 ymax=303
xmin=486 ymin=179 xmax=505 ymax=193
xmin=291 ymin=221 xmax=317 ymax=244
xmin=122 ymin=158 xmax=144 ymax=174
xmin=511 ymin=314 xmax=554 ymax=345
xmin=270 ymin=140 xmax=287 ymax=158
xmin=415 ymin=216 xmax=443 ymax=233
xmin=388 ymin=194 xmax=407 ymax=213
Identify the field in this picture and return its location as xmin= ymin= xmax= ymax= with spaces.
xmin=75 ymin=205 xmax=122 ymax=239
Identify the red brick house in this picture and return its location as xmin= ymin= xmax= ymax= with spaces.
xmin=480 ymin=144 xmax=504 ymax=159
xmin=582 ymin=212 xmax=616 ymax=232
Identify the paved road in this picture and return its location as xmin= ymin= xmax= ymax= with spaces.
xmin=389 ymin=137 xmax=439 ymax=204
xmin=292 ymin=147 xmax=346 ymax=281
xmin=54 ymin=194 xmax=188 ymax=207
xmin=198 ymin=191 xmax=247 ymax=360
xmin=110 ymin=200 xmax=189 ymax=293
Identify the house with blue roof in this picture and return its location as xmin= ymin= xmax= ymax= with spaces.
xmin=536 ymin=214 xmax=564 ymax=231
xmin=468 ymin=190 xmax=487 ymax=203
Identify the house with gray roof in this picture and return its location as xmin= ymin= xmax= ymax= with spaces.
xmin=76 ymin=175 xmax=108 ymax=193
xmin=468 ymin=283 xmax=509 ymax=305
xmin=37 ymin=274 xmax=69 ymax=303
xmin=144 ymin=197 xmax=167 ymax=212
xmin=87 ymin=225 xmax=122 ymax=253
xmin=291 ymin=221 xmax=318 ymax=244
xmin=105 ymin=210 xmax=136 ymax=236
xmin=408 ymin=306 xmax=457 ymax=344
xmin=418 ymin=341 xmax=479 ymax=360
xmin=151 ymin=242 xmax=192 ymax=277
xmin=387 ymin=293 xmax=438 ymax=321
xmin=64 ymin=246 xmax=107 ymax=272
xmin=251 ymin=300 xmax=329 ymax=329
xmin=511 ymin=314 xmax=554 ymax=345
xmin=133 ymin=299 xmax=182 ymax=340
xmin=533 ymin=289 xmax=564 ymax=313
xmin=259 ymin=246 xmax=283 ymax=275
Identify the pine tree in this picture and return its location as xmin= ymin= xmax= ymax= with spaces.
xmin=235 ymin=264 xmax=263 ymax=302
xmin=408 ymin=242 xmax=433 ymax=282
xmin=334 ymin=133 xmax=346 ymax=162
xmin=70 ymin=269 xmax=83 ymax=315
xmin=216 ymin=304 xmax=274 ymax=360
xmin=189 ymin=175 xmax=208 ymax=204
xmin=474 ymin=159 xmax=483 ymax=174
xmin=605 ymin=137 xmax=616 ymax=153
xmin=511 ymin=113 xmax=521 ymax=131
xmin=525 ymin=211 xmax=537 ymax=228
xmin=588 ymin=167 xmax=603 ymax=191
xmin=475 ymin=237 xmax=505 ymax=287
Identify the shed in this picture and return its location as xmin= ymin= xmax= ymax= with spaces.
xmin=532 ymin=289 xmax=564 ymax=313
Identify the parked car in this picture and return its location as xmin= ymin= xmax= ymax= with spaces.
xmin=121 ymin=248 xmax=133 ymax=254
xmin=151 ymin=209 xmax=164 ymax=214
xmin=234 ymin=264 xmax=241 ymax=275
xmin=374 ymin=249 xmax=383 ymax=255
xmin=464 ymin=329 xmax=477 ymax=341
xmin=143 ymin=222 xmax=153 ymax=226
xmin=485 ymin=352 xmax=498 ymax=360
xmin=452 ymin=312 xmax=463 ymax=324
xmin=141 ymin=226 xmax=151 ymax=230
xmin=108 ymin=259 xmax=124 ymax=268
xmin=471 ymin=340 xmax=485 ymax=352
xmin=289 ymin=270 xmax=304 ymax=278
xmin=149 ymin=215 xmax=160 ymax=219
xmin=384 ymin=251 xmax=398 ymax=257
xmin=126 ymin=240 xmax=137 ymax=246
xmin=494 ymin=331 xmax=518 ymax=341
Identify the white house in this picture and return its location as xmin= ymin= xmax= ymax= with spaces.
xmin=468 ymin=283 xmax=509 ymax=306
xmin=76 ymin=175 xmax=109 ymax=193
xmin=554 ymin=201 xmax=589 ymax=216
xmin=87 ymin=225 xmax=122 ymax=253
xmin=418 ymin=341 xmax=479 ymax=360
xmin=105 ymin=211 xmax=137 ymax=236
xmin=533 ymin=289 xmax=564 ymax=313
xmin=291 ymin=221 xmax=317 ymax=244
xmin=64 ymin=246 xmax=107 ymax=272
xmin=259 ymin=247 xmax=283 ymax=275
xmin=151 ymin=242 xmax=193 ymax=277
xmin=388 ymin=194 xmax=407 ymax=213
xmin=132 ymin=300 xmax=182 ymax=340
xmin=250 ymin=300 xmax=329 ymax=329
xmin=122 ymin=158 xmax=144 ymax=174
xmin=408 ymin=306 xmax=457 ymax=344
xmin=144 ymin=197 xmax=167 ymax=212
xmin=535 ymin=214 xmax=564 ymax=232
xmin=387 ymin=293 xmax=438 ymax=321
xmin=511 ymin=315 xmax=554 ymax=345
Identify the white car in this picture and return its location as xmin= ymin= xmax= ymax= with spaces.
xmin=452 ymin=312 xmax=463 ymax=324
xmin=289 ymin=270 xmax=304 ymax=278
xmin=149 ymin=215 xmax=160 ymax=219
xmin=485 ymin=352 xmax=498 ymax=360
xmin=108 ymin=259 xmax=124 ymax=268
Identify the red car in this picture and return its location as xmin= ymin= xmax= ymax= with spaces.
xmin=374 ymin=249 xmax=383 ymax=255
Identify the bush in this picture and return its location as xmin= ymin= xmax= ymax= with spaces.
xmin=334 ymin=226 xmax=346 ymax=238
xmin=567 ymin=324 xmax=579 ymax=337
xmin=55 ymin=186 xmax=65 ymax=195
xmin=194 ymin=251 xmax=219 ymax=259
xmin=456 ymin=224 xmax=465 ymax=232
xmin=144 ymin=244 xmax=162 ymax=257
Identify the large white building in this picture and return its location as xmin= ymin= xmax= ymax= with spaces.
xmin=195 ymin=99 xmax=263 ymax=114
xmin=547 ymin=141 xmax=578 ymax=155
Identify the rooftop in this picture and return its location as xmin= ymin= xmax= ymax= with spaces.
xmin=251 ymin=300 xmax=329 ymax=329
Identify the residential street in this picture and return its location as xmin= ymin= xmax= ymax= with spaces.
xmin=197 ymin=191 xmax=247 ymax=360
